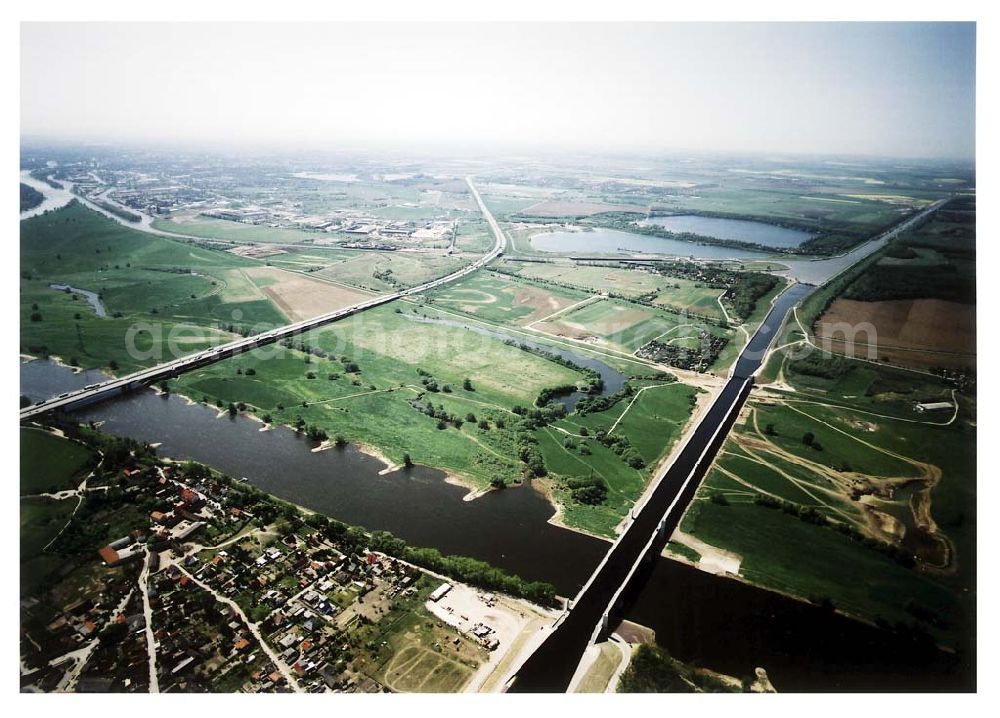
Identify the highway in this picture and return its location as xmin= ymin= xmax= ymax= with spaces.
xmin=20 ymin=177 xmax=505 ymax=422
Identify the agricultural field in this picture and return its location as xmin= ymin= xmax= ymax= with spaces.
xmin=262 ymin=246 xmax=470 ymax=294
xmin=534 ymin=296 xmax=731 ymax=358
xmin=315 ymin=252 xmax=468 ymax=292
xmin=153 ymin=210 xmax=321 ymax=244
xmin=817 ymin=298 xmax=974 ymax=369
xmin=507 ymin=262 xmax=666 ymax=296
xmin=517 ymin=199 xmax=641 ymax=218
xmin=507 ymin=261 xmax=728 ymax=321
xmin=452 ymin=218 xmax=496 ymax=254
xmin=813 ymin=197 xmax=975 ymax=370
xmin=426 ymin=272 xmax=589 ymax=326
xmin=478 ymin=183 xmax=562 ymax=217
xmin=240 ymin=265 xmax=374 ymax=321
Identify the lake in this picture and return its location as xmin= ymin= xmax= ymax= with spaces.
xmin=638 ymin=214 xmax=815 ymax=248
xmin=529 ymin=228 xmax=774 ymax=260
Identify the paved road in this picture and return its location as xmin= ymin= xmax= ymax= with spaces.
xmin=138 ymin=549 xmax=160 ymax=693
xmin=177 ymin=565 xmax=305 ymax=692
xmin=20 ymin=177 xmax=505 ymax=421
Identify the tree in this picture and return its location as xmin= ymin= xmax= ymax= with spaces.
xmin=709 ymin=491 xmax=729 ymax=506
xmin=802 ymin=431 xmax=815 ymax=446
xmin=627 ymin=454 xmax=646 ymax=469
xmin=463 ymin=378 xmax=474 ymax=391
xmin=228 ymin=402 xmax=238 ymax=416
xmin=764 ymin=423 xmax=776 ymax=436
xmin=402 ymin=453 xmax=413 ymax=467
xmin=465 ymin=413 xmax=477 ymax=423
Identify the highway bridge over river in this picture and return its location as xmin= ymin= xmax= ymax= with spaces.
xmin=19 ymin=177 xmax=504 ymax=422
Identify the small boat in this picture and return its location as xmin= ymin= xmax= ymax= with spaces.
xmin=239 ymin=476 xmax=250 ymax=483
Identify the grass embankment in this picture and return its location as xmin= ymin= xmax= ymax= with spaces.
xmin=683 ymin=498 xmax=965 ymax=643
xmin=618 ymin=643 xmax=739 ymax=693
xmin=542 ymin=381 xmax=699 ymax=536
xmin=20 ymin=427 xmax=97 ymax=495
xmin=687 ymin=346 xmax=974 ymax=648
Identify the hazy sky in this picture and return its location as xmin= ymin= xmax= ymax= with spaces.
xmin=21 ymin=22 xmax=976 ymax=158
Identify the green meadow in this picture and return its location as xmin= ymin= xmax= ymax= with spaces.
xmin=20 ymin=202 xmax=285 ymax=371
xmin=20 ymin=428 xmax=97 ymax=495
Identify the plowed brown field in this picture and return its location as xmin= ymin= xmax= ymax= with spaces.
xmin=815 ymin=298 xmax=975 ymax=368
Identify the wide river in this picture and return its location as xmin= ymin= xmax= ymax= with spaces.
xmin=20 ymin=357 xmax=971 ymax=690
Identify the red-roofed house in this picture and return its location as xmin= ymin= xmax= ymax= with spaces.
xmin=98 ymin=546 xmax=120 ymax=566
